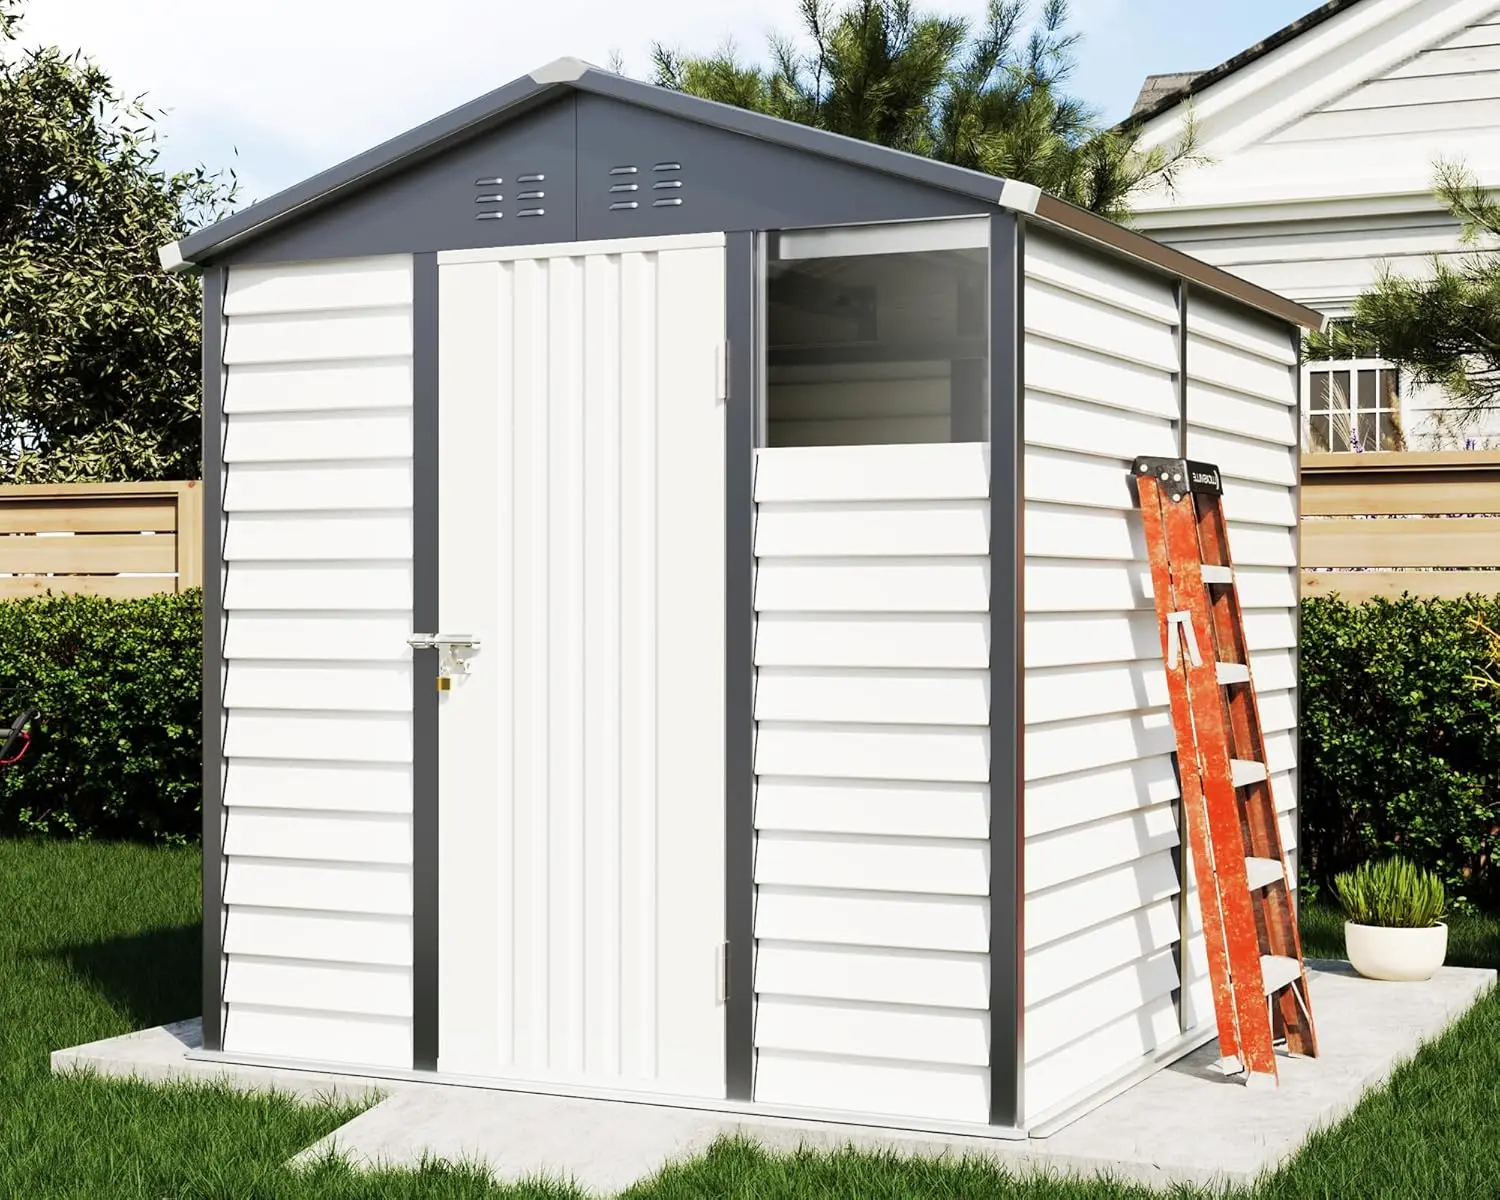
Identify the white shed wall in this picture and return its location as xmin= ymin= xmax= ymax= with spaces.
xmin=217 ymin=255 xmax=415 ymax=1068
xmin=1020 ymin=230 xmax=1184 ymax=1123
xmin=752 ymin=443 xmax=991 ymax=1124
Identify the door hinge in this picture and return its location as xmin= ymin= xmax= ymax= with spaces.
xmin=715 ymin=340 xmax=729 ymax=403
xmin=716 ymin=942 xmax=729 ymax=1003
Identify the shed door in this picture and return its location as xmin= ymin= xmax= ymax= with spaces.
xmin=431 ymin=235 xmax=727 ymax=1097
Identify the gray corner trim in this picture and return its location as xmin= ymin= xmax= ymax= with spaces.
xmin=201 ymin=266 xmax=226 ymax=1054
xmin=724 ymin=231 xmax=757 ymax=1102
xmin=176 ymin=64 xmax=1011 ymax=266
xmin=989 ymin=210 xmax=1025 ymax=1128
xmin=412 ymin=253 xmax=441 ymax=1072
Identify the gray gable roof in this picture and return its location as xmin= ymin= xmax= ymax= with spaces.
xmin=167 ymin=58 xmax=1030 ymax=269
xmin=164 ymin=57 xmax=1324 ymax=330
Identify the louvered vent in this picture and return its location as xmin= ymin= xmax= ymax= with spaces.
xmin=515 ymin=173 xmax=546 ymax=218
xmin=608 ymin=162 xmax=685 ymax=212
xmin=474 ymin=176 xmax=504 ymax=221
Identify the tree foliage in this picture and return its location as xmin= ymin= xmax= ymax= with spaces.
xmin=1310 ymin=160 xmax=1500 ymax=421
xmin=646 ymin=0 xmax=1198 ymax=221
xmin=0 ymin=0 xmax=236 ymax=483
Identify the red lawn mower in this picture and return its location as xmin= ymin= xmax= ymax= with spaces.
xmin=1 ymin=694 xmax=37 ymax=768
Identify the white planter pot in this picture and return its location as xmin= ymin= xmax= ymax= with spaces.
xmin=1344 ymin=921 xmax=1448 ymax=982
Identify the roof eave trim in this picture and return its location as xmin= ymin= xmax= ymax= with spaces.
xmin=1030 ymin=193 xmax=1327 ymax=331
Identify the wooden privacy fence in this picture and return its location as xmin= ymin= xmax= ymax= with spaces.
xmin=1302 ymin=451 xmax=1500 ymax=601
xmin=0 ymin=482 xmax=203 ymax=599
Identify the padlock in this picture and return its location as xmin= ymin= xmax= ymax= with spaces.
xmin=436 ymin=676 xmax=453 ymax=693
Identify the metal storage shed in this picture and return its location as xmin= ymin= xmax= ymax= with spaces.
xmin=169 ymin=57 xmax=1324 ymax=1138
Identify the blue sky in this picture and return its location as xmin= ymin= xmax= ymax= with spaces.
xmin=14 ymin=0 xmax=1321 ymax=207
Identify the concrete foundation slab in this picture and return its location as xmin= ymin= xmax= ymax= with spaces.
xmin=52 ymin=961 xmax=1494 ymax=1194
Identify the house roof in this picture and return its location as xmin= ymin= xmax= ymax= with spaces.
xmin=1121 ymin=0 xmax=1366 ymax=129
xmin=1130 ymin=72 xmax=1206 ymax=119
xmin=163 ymin=57 xmax=1325 ymax=330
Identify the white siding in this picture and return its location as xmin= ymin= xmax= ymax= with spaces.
xmin=1021 ymin=230 xmax=1184 ymax=1123
xmin=434 ymin=241 xmax=728 ymax=1099
xmin=1181 ymin=294 xmax=1301 ymax=1032
xmin=218 ymin=255 xmax=414 ymax=1069
xmin=753 ymin=443 xmax=990 ymax=1125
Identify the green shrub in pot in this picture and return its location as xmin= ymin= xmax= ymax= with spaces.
xmin=1334 ymin=858 xmax=1448 ymax=981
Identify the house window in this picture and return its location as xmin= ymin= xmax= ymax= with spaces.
xmin=1303 ymin=319 xmax=1404 ymax=453
xmin=1303 ymin=359 xmax=1403 ymax=453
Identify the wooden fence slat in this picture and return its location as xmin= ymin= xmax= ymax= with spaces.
xmin=0 ymin=499 xmax=177 ymax=535
xmin=1303 ymin=517 xmax=1500 ymax=569
xmin=0 ymin=575 xmax=176 ymax=600
xmin=1301 ymin=571 xmax=1500 ymax=603
xmin=1 ymin=533 xmax=178 ymax=575
xmin=1302 ymin=478 xmax=1500 ymax=517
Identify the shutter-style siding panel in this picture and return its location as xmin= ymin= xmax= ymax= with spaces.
xmin=1181 ymin=296 xmax=1302 ymax=1046
xmin=753 ymin=443 xmax=991 ymax=1124
xmin=217 ymin=254 xmax=414 ymax=1070
xmin=1021 ymin=231 xmax=1186 ymax=1123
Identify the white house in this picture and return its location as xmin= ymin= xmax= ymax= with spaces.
xmin=1127 ymin=0 xmax=1500 ymax=451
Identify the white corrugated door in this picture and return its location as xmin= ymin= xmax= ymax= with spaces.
xmin=434 ymin=234 xmax=727 ymax=1098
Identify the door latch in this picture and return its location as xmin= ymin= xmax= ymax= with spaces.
xmin=408 ymin=633 xmax=482 ymax=690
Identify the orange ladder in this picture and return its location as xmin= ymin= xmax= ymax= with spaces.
xmin=1132 ymin=456 xmax=1317 ymax=1087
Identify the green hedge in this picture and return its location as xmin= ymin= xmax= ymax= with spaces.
xmin=0 ymin=590 xmax=201 ymax=843
xmin=1301 ymin=593 xmax=1500 ymax=911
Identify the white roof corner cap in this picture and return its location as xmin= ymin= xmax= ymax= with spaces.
xmin=157 ymin=240 xmax=188 ymax=274
xmin=998 ymin=179 xmax=1041 ymax=215
xmin=530 ymin=57 xmax=592 ymax=85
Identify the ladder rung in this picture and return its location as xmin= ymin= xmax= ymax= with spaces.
xmin=1245 ymin=856 xmax=1284 ymax=890
xmin=1261 ymin=954 xmax=1303 ymax=995
xmin=1230 ymin=759 xmax=1268 ymax=787
xmin=1201 ymin=565 xmax=1233 ymax=584
xmin=1216 ymin=662 xmax=1251 ymax=685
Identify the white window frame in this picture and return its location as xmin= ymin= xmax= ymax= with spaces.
xmin=1302 ymin=356 xmax=1403 ymax=453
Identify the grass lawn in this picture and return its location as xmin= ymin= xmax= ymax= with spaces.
xmin=5 ymin=838 xmax=1497 ymax=1198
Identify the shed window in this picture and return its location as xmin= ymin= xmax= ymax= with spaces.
xmin=764 ymin=218 xmax=989 ymax=447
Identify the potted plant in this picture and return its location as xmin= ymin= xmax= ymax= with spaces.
xmin=1334 ymin=857 xmax=1448 ymax=982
